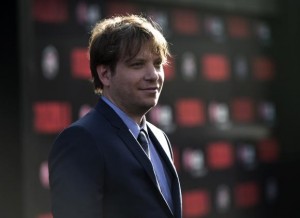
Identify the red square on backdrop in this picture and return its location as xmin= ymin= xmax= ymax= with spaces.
xmin=257 ymin=138 xmax=279 ymax=163
xmin=253 ymin=57 xmax=275 ymax=80
xmin=207 ymin=141 xmax=234 ymax=169
xmin=163 ymin=57 xmax=175 ymax=80
xmin=33 ymin=102 xmax=71 ymax=134
xmin=183 ymin=190 xmax=210 ymax=217
xmin=235 ymin=181 xmax=260 ymax=208
xmin=202 ymin=54 xmax=230 ymax=81
xmin=33 ymin=0 xmax=68 ymax=23
xmin=172 ymin=145 xmax=180 ymax=171
xmin=175 ymin=99 xmax=205 ymax=127
xmin=231 ymin=98 xmax=255 ymax=122
xmin=106 ymin=2 xmax=137 ymax=17
xmin=172 ymin=9 xmax=200 ymax=35
xmin=227 ymin=16 xmax=250 ymax=38
xmin=71 ymin=48 xmax=90 ymax=79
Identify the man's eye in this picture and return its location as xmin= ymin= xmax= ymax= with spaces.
xmin=154 ymin=62 xmax=162 ymax=69
xmin=131 ymin=62 xmax=143 ymax=68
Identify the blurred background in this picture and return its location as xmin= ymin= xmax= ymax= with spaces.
xmin=1 ymin=0 xmax=300 ymax=217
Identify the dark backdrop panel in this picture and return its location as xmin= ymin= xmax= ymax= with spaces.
xmin=0 ymin=1 xmax=21 ymax=218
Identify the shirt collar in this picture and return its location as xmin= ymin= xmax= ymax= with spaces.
xmin=101 ymin=96 xmax=148 ymax=138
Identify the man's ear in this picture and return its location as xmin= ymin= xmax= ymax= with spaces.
xmin=96 ymin=65 xmax=111 ymax=86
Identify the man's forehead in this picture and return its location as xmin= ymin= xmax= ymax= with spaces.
xmin=134 ymin=48 xmax=160 ymax=59
xmin=123 ymin=45 xmax=162 ymax=62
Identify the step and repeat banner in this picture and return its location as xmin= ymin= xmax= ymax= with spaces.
xmin=22 ymin=0 xmax=279 ymax=217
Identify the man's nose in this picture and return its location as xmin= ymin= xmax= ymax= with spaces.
xmin=145 ymin=64 xmax=160 ymax=80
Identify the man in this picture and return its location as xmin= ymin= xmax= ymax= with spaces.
xmin=48 ymin=14 xmax=182 ymax=218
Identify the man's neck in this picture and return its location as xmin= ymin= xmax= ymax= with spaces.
xmin=101 ymin=95 xmax=145 ymax=125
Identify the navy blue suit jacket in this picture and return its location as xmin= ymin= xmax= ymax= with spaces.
xmin=49 ymin=98 xmax=182 ymax=218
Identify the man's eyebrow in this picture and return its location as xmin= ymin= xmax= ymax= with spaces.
xmin=124 ymin=57 xmax=145 ymax=64
xmin=124 ymin=54 xmax=163 ymax=63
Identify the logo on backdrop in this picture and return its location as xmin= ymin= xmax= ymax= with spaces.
xmin=181 ymin=52 xmax=197 ymax=81
xmin=182 ymin=148 xmax=207 ymax=177
xmin=42 ymin=45 xmax=59 ymax=80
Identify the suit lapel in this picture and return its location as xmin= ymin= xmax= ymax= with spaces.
xmin=147 ymin=123 xmax=176 ymax=173
xmin=147 ymin=124 xmax=182 ymax=218
xmin=116 ymin=128 xmax=159 ymax=186
xmin=95 ymin=99 xmax=159 ymax=189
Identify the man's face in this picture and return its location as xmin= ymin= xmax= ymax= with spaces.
xmin=105 ymin=44 xmax=165 ymax=119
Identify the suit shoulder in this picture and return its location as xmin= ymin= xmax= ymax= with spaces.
xmin=51 ymin=109 xmax=108 ymax=145
xmin=70 ymin=108 xmax=111 ymax=131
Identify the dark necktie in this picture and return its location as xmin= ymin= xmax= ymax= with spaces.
xmin=137 ymin=129 xmax=150 ymax=157
xmin=137 ymin=129 xmax=174 ymax=212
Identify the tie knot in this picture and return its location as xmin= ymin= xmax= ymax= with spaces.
xmin=137 ymin=130 xmax=149 ymax=156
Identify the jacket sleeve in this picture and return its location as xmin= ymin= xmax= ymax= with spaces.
xmin=48 ymin=126 xmax=104 ymax=218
